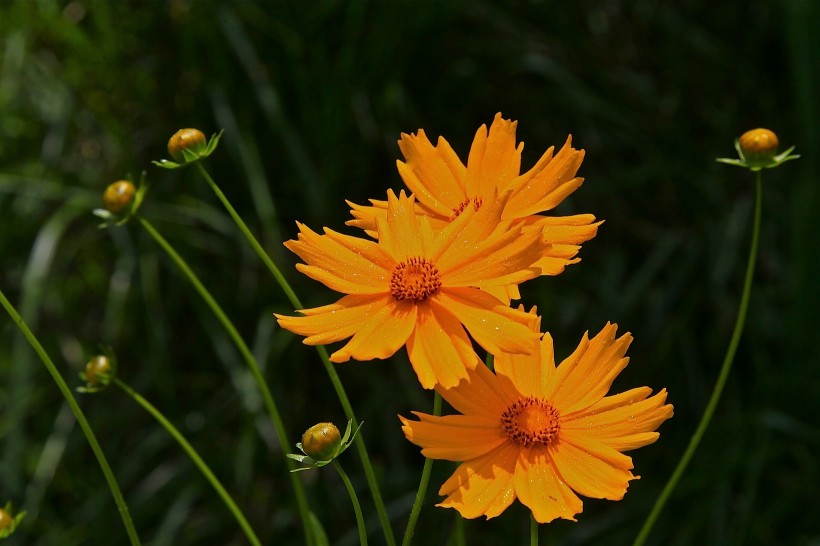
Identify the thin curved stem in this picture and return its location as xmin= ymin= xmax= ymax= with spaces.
xmin=195 ymin=162 xmax=301 ymax=308
xmin=633 ymin=172 xmax=763 ymax=545
xmin=530 ymin=513 xmax=539 ymax=546
xmin=401 ymin=392 xmax=442 ymax=546
xmin=332 ymin=460 xmax=368 ymax=546
xmin=114 ymin=379 xmax=261 ymax=546
xmin=0 ymin=288 xmax=141 ymax=546
xmin=195 ymin=163 xmax=395 ymax=546
xmin=135 ymin=214 xmax=314 ymax=545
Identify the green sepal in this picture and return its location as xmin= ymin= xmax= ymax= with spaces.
xmin=717 ymin=140 xmax=800 ymax=172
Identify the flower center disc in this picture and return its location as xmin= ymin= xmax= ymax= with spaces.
xmin=390 ymin=257 xmax=442 ymax=302
xmin=449 ymin=196 xmax=484 ymax=221
xmin=501 ymin=397 xmax=561 ymax=447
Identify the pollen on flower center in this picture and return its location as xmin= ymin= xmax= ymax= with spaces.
xmin=449 ymin=196 xmax=484 ymax=221
xmin=501 ymin=396 xmax=561 ymax=447
xmin=390 ymin=257 xmax=442 ymax=302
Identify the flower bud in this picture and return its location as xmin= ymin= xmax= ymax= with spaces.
xmin=739 ymin=128 xmax=779 ymax=163
xmin=167 ymin=128 xmax=207 ymax=162
xmin=0 ymin=507 xmax=11 ymax=531
xmin=301 ymin=422 xmax=342 ymax=460
xmin=83 ymin=355 xmax=114 ymax=387
xmin=0 ymin=502 xmax=25 ymax=538
xmin=102 ymin=180 xmax=136 ymax=214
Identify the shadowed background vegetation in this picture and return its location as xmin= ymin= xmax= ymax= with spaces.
xmin=1 ymin=1 xmax=818 ymax=545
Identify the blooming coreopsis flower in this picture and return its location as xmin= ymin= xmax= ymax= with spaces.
xmin=276 ymin=190 xmax=549 ymax=389
xmin=400 ymin=321 xmax=673 ymax=523
xmin=348 ymin=113 xmax=600 ymax=300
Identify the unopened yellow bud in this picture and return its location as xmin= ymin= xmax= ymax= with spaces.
xmin=739 ymin=128 xmax=779 ymax=162
xmin=102 ymin=180 xmax=136 ymax=214
xmin=167 ymin=128 xmax=207 ymax=162
xmin=0 ymin=507 xmax=11 ymax=530
xmin=84 ymin=355 xmax=113 ymax=387
xmin=301 ymin=422 xmax=341 ymax=460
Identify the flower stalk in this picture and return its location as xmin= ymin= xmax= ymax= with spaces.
xmin=633 ymin=171 xmax=764 ymax=546
xmin=401 ymin=392 xmax=442 ymax=546
xmin=333 ymin=460 xmax=368 ymax=546
xmin=113 ymin=378 xmax=262 ymax=546
xmin=134 ymin=214 xmax=315 ymax=545
xmin=0 ymin=288 xmax=141 ymax=546
xmin=190 ymin=160 xmax=396 ymax=546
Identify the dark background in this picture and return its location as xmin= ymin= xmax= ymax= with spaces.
xmin=1 ymin=1 xmax=818 ymax=545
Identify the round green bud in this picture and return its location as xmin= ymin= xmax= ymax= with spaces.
xmin=301 ymin=422 xmax=341 ymax=460
xmin=102 ymin=180 xmax=136 ymax=214
xmin=167 ymin=128 xmax=207 ymax=162
xmin=84 ymin=355 xmax=113 ymax=387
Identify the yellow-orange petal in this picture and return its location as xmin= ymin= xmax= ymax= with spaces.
xmin=494 ymin=331 xmax=555 ymax=400
xmin=436 ymin=289 xmax=538 ymax=356
xmin=377 ymin=190 xmax=426 ymax=260
xmin=275 ymin=294 xmax=385 ymax=346
xmin=434 ymin=357 xmax=509 ymax=419
xmin=399 ymin=413 xmax=506 ymax=461
xmin=285 ymin=222 xmax=391 ymax=293
xmin=546 ymin=324 xmax=632 ymax=413
xmin=569 ymin=386 xmax=653 ymax=417
xmin=438 ymin=444 xmax=518 ymax=520
xmin=564 ymin=389 xmax=673 ymax=451
xmin=397 ymin=130 xmax=467 ymax=217
xmin=481 ymin=284 xmax=521 ymax=304
xmin=550 ymin=435 xmax=635 ymax=500
xmin=526 ymin=213 xmax=601 ymax=245
xmin=533 ymin=255 xmax=579 ymax=276
xmin=346 ymin=198 xmax=386 ymax=238
xmin=406 ymin=302 xmax=479 ymax=389
xmin=514 ymin=448 xmax=583 ymax=523
xmin=439 ymin=225 xmax=545 ymax=288
xmin=465 ymin=113 xmax=522 ymax=199
xmin=428 ymin=187 xmax=510 ymax=263
xmin=329 ymin=295 xmax=418 ymax=362
xmin=505 ymin=136 xmax=586 ymax=218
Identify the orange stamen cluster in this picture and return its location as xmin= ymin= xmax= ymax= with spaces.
xmin=390 ymin=257 xmax=442 ymax=302
xmin=501 ymin=396 xmax=561 ymax=447
xmin=449 ymin=196 xmax=484 ymax=221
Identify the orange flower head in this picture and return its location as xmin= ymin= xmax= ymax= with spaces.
xmin=276 ymin=190 xmax=548 ymax=389
xmin=347 ymin=113 xmax=601 ymax=301
xmin=400 ymin=320 xmax=673 ymax=523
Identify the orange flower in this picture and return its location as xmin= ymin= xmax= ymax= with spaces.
xmin=401 ymin=321 xmax=673 ymax=523
xmin=275 ymin=190 xmax=548 ymax=389
xmin=348 ymin=113 xmax=600 ymax=301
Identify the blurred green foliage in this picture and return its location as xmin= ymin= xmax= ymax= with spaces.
xmin=1 ymin=0 xmax=818 ymax=545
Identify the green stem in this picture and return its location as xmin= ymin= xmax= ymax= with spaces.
xmin=401 ymin=392 xmax=442 ymax=546
xmin=332 ymin=460 xmax=368 ymax=546
xmin=195 ymin=162 xmax=301 ymax=308
xmin=633 ymin=172 xmax=763 ymax=545
xmin=135 ymin=214 xmax=314 ymax=545
xmin=452 ymin=514 xmax=465 ymax=546
xmin=195 ymin=163 xmax=396 ymax=546
xmin=0 ymin=288 xmax=141 ymax=546
xmin=114 ymin=379 xmax=261 ymax=546
xmin=530 ymin=513 xmax=538 ymax=546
